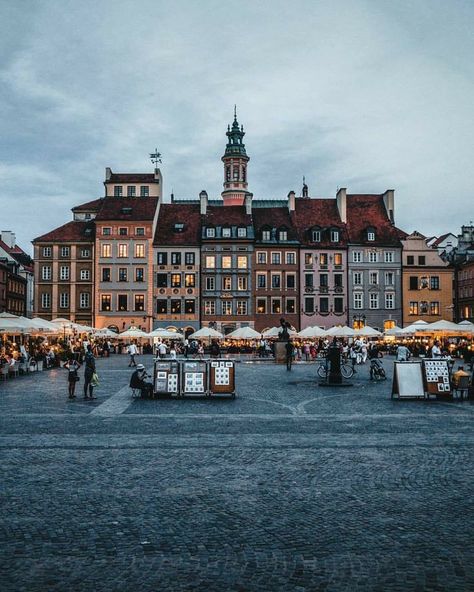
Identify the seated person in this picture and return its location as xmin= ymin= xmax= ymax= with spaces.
xmin=129 ymin=363 xmax=153 ymax=398
xmin=452 ymin=366 xmax=470 ymax=388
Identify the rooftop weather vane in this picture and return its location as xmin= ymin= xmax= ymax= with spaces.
xmin=150 ymin=148 xmax=162 ymax=167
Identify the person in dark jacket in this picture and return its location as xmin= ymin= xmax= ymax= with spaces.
xmin=130 ymin=364 xmax=153 ymax=398
xmin=83 ymin=345 xmax=96 ymax=400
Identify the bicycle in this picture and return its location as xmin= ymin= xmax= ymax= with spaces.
xmin=317 ymin=361 xmax=354 ymax=379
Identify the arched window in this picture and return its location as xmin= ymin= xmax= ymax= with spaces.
xmin=226 ymin=165 xmax=231 ymax=182
xmin=233 ymin=166 xmax=239 ymax=180
xmin=242 ymin=167 xmax=246 ymax=182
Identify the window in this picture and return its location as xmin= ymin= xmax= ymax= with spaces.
xmin=101 ymin=244 xmax=112 ymax=258
xmin=385 ymin=272 xmax=394 ymax=286
xmin=79 ymin=293 xmax=90 ymax=308
xmin=140 ymin=186 xmax=149 ymax=197
xmin=102 ymin=227 xmax=111 ymax=236
xmin=319 ymin=297 xmax=329 ymax=313
xmin=185 ymin=273 xmax=195 ymax=288
xmin=304 ymin=297 xmax=314 ymax=314
xmin=305 ymin=253 xmax=313 ymax=265
xmin=156 ymin=299 xmax=167 ymax=314
xmin=271 ymin=252 xmax=281 ymax=265
xmin=272 ymin=298 xmax=281 ymax=314
xmin=185 ymin=300 xmax=195 ymax=314
xmin=222 ymin=256 xmax=232 ymax=269
xmin=135 ymin=268 xmax=144 ymax=282
xmin=312 ymin=230 xmax=321 ymax=242
xmin=80 ymin=249 xmax=90 ymax=258
xmin=320 ymin=253 xmax=328 ymax=266
xmin=286 ymin=252 xmax=296 ymax=265
xmin=334 ymin=253 xmax=342 ymax=267
xmin=118 ymin=295 xmax=128 ymax=311
xmin=369 ymin=293 xmax=379 ymax=309
xmin=102 ymin=268 xmax=111 ymax=282
xmin=305 ymin=273 xmax=313 ymax=288
xmin=334 ymin=297 xmax=344 ymax=313
xmin=205 ymin=276 xmax=215 ymax=290
xmin=330 ymin=230 xmax=339 ymax=242
xmin=185 ymin=252 xmax=195 ymax=265
xmin=80 ymin=269 xmax=90 ymax=280
xmin=157 ymin=252 xmax=168 ymax=265
xmin=41 ymin=266 xmax=52 ymax=281
xmin=42 ymin=247 xmax=52 ymax=257
xmin=257 ymin=273 xmax=266 ymax=289
xmin=286 ymin=274 xmax=295 ymax=289
xmin=233 ymin=166 xmax=239 ymax=180
xmin=257 ymin=298 xmax=266 ymax=313
xmin=257 ymin=252 xmax=267 ymax=264
xmin=118 ymin=244 xmax=128 ymax=258
xmin=407 ymin=255 xmax=414 ymax=265
xmin=353 ymin=272 xmax=362 ymax=286
xmin=354 ymin=293 xmax=363 ymax=309
xmin=385 ymin=293 xmax=394 ymax=309
xmin=204 ymin=300 xmax=215 ymax=315
xmin=262 ymin=230 xmax=271 ymax=241
xmin=168 ymin=252 xmax=180 ymax=265
xmin=271 ymin=274 xmax=281 ymax=289
xmin=418 ymin=256 xmax=426 ymax=265
xmin=118 ymin=268 xmax=128 ymax=282
xmin=430 ymin=301 xmax=440 ymax=315
xmin=237 ymin=256 xmax=247 ymax=269
xmin=135 ymin=244 xmax=145 ymax=258
xmin=237 ymin=227 xmax=247 ymax=238
xmin=409 ymin=301 xmax=418 ymax=315
xmin=60 ymin=246 xmax=70 ymax=257
xmin=409 ymin=276 xmax=418 ymax=290
xmin=237 ymin=300 xmax=247 ymax=315
xmin=226 ymin=166 xmax=231 ymax=181
xmin=222 ymin=301 xmax=232 ymax=315
xmin=127 ymin=186 xmax=136 ymax=197
xmin=114 ymin=185 xmax=123 ymax=197
xmin=119 ymin=227 xmax=128 ymax=236
xmin=367 ymin=231 xmax=375 ymax=241
xmin=369 ymin=271 xmax=378 ymax=285
xmin=286 ymin=298 xmax=295 ymax=314
xmin=171 ymin=299 xmax=181 ymax=314
xmin=101 ymin=295 xmax=111 ymax=311
xmin=237 ymin=276 xmax=247 ymax=290
xmin=205 ymin=255 xmax=215 ymax=269
xmin=430 ymin=276 xmax=440 ymax=290
xmin=222 ymin=227 xmax=231 ymax=238
xmin=334 ymin=274 xmax=343 ymax=288
xmin=134 ymin=295 xmax=145 ymax=311
xmin=171 ymin=273 xmax=181 ymax=288
xmin=384 ymin=251 xmax=394 ymax=263
xmin=41 ymin=293 xmax=51 ymax=308
xmin=368 ymin=252 xmax=378 ymax=263
xmin=136 ymin=227 xmax=145 ymax=236
xmin=223 ymin=277 xmax=232 ymax=291
xmin=353 ymin=251 xmax=362 ymax=263
xmin=278 ymin=229 xmax=288 ymax=241
xmin=60 ymin=266 xmax=70 ymax=280
xmin=157 ymin=273 xmax=167 ymax=288
xmin=206 ymin=227 xmax=215 ymax=238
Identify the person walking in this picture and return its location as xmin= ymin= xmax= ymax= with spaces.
xmin=285 ymin=340 xmax=294 ymax=371
xmin=65 ymin=355 xmax=81 ymax=400
xmin=396 ymin=344 xmax=411 ymax=361
xmin=128 ymin=342 xmax=138 ymax=367
xmin=83 ymin=345 xmax=97 ymax=400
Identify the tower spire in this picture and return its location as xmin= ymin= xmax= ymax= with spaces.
xmin=221 ymin=109 xmax=250 ymax=206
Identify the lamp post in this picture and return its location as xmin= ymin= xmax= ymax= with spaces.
xmin=353 ymin=314 xmax=366 ymax=330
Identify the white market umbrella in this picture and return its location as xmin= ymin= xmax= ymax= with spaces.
xmin=384 ymin=325 xmax=404 ymax=336
xmin=297 ymin=326 xmax=327 ymax=338
xmin=459 ymin=320 xmax=474 ymax=326
xmin=226 ymin=326 xmax=262 ymax=340
xmin=119 ymin=326 xmax=150 ymax=339
xmin=355 ymin=325 xmax=383 ymax=337
xmin=417 ymin=320 xmax=474 ymax=335
xmin=262 ymin=326 xmax=297 ymax=339
xmin=0 ymin=313 xmax=33 ymax=334
xmin=191 ymin=327 xmax=224 ymax=339
xmin=325 ymin=325 xmax=356 ymax=338
xmin=30 ymin=317 xmax=61 ymax=332
xmin=93 ymin=328 xmax=119 ymax=338
xmin=148 ymin=328 xmax=184 ymax=340
xmin=400 ymin=320 xmax=429 ymax=334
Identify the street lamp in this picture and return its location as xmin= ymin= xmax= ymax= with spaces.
xmin=353 ymin=314 xmax=366 ymax=330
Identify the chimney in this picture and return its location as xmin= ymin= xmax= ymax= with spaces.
xmin=287 ymin=190 xmax=296 ymax=213
xmin=336 ymin=187 xmax=347 ymax=223
xmin=0 ymin=231 xmax=16 ymax=248
xmin=244 ymin=192 xmax=253 ymax=215
xmin=200 ymin=190 xmax=208 ymax=215
xmin=105 ymin=167 xmax=112 ymax=181
xmin=154 ymin=168 xmax=163 ymax=200
xmin=382 ymin=189 xmax=395 ymax=223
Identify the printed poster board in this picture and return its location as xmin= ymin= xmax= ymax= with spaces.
xmin=181 ymin=361 xmax=208 ymax=395
xmin=422 ymin=359 xmax=452 ymax=397
xmin=391 ymin=361 xmax=425 ymax=399
xmin=153 ymin=361 xmax=180 ymax=395
xmin=209 ymin=360 xmax=235 ymax=396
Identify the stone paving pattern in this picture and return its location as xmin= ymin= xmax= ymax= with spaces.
xmin=1 ymin=354 xmax=474 ymax=591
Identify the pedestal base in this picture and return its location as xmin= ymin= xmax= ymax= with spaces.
xmin=274 ymin=341 xmax=287 ymax=364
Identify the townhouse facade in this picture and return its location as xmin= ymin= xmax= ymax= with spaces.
xmin=0 ymin=259 xmax=27 ymax=316
xmin=447 ymin=224 xmax=474 ymax=322
xmin=0 ymin=231 xmax=34 ymax=316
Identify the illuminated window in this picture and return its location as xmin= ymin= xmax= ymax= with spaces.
xmin=102 ymin=244 xmax=112 ymax=258
xmin=222 ymin=256 xmax=232 ymax=269
xmin=205 ymin=256 xmax=215 ymax=269
xmin=135 ymin=244 xmax=145 ymax=258
xmin=409 ymin=301 xmax=418 ymax=315
xmin=272 ymin=298 xmax=281 ymax=314
xmin=305 ymin=253 xmax=313 ymax=265
xmin=236 ymin=300 xmax=247 ymax=315
xmin=204 ymin=300 xmax=215 ymax=315
xmin=320 ymin=253 xmax=328 ymax=266
xmin=257 ymin=298 xmax=266 ymax=313
xmin=222 ymin=301 xmax=232 ymax=315
xmin=334 ymin=253 xmax=342 ymax=266
xmin=101 ymin=295 xmax=111 ymax=312
xmin=118 ymin=244 xmax=128 ymax=258
xmin=430 ymin=301 xmax=440 ymax=315
xmin=223 ymin=277 xmax=232 ymax=291
xmin=171 ymin=274 xmax=181 ymax=287
xmin=185 ymin=273 xmax=195 ymax=288
xmin=134 ymin=295 xmax=145 ymax=311
xmin=237 ymin=276 xmax=247 ymax=290
xmin=237 ymin=256 xmax=247 ymax=269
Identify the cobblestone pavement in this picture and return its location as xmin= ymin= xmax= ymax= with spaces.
xmin=1 ymin=354 xmax=474 ymax=591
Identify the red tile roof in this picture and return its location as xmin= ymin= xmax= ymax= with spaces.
xmin=202 ymin=205 xmax=252 ymax=227
xmin=346 ymin=194 xmax=406 ymax=246
xmin=72 ymin=198 xmax=104 ymax=211
xmin=0 ymin=240 xmax=34 ymax=271
xmin=153 ymin=204 xmax=201 ymax=246
xmin=252 ymin=207 xmax=298 ymax=241
xmin=33 ymin=221 xmax=95 ymax=243
xmin=293 ymin=198 xmax=348 ymax=246
xmin=431 ymin=232 xmax=455 ymax=247
xmin=107 ymin=173 xmax=157 ymax=183
xmin=95 ymin=197 xmax=158 ymax=221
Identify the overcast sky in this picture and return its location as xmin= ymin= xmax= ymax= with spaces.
xmin=1 ymin=0 xmax=473 ymax=252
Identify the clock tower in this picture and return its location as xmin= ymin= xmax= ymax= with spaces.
xmin=221 ymin=107 xmax=249 ymax=206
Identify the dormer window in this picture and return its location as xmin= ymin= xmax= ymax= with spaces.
xmin=206 ymin=227 xmax=215 ymax=238
xmin=278 ymin=228 xmax=288 ymax=242
xmin=331 ymin=229 xmax=339 ymax=243
xmin=367 ymin=229 xmax=376 ymax=241
xmin=237 ymin=227 xmax=247 ymax=238
xmin=173 ymin=223 xmax=185 ymax=233
xmin=114 ymin=185 xmax=123 ymax=197
xmin=311 ymin=229 xmax=321 ymax=242
xmin=222 ymin=227 xmax=231 ymax=238
xmin=261 ymin=229 xmax=271 ymax=241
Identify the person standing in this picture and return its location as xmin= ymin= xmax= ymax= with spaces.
xmin=285 ymin=340 xmax=294 ymax=371
xmin=83 ymin=345 xmax=97 ymax=400
xmin=158 ymin=341 xmax=167 ymax=359
xmin=128 ymin=342 xmax=138 ymax=367
xmin=431 ymin=341 xmax=442 ymax=358
xmin=396 ymin=344 xmax=411 ymax=361
xmin=65 ymin=355 xmax=81 ymax=400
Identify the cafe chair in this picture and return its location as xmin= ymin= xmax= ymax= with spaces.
xmin=453 ymin=375 xmax=471 ymax=400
